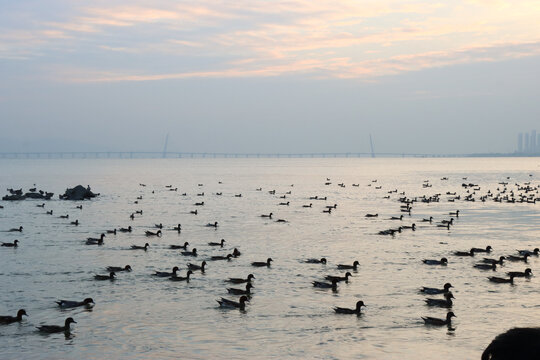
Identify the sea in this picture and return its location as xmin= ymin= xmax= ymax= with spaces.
xmin=0 ymin=157 xmax=539 ymax=359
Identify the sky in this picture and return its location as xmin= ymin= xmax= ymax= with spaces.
xmin=1 ymin=0 xmax=539 ymax=155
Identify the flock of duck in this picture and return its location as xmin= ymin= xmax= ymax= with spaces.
xmin=1 ymin=175 xmax=538 ymax=346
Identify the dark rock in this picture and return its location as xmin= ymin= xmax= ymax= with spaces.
xmin=60 ymin=185 xmax=99 ymax=201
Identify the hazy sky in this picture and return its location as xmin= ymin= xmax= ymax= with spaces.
xmin=1 ymin=0 xmax=539 ymax=154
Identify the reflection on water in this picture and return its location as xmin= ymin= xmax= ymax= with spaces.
xmin=0 ymin=158 xmax=539 ymax=359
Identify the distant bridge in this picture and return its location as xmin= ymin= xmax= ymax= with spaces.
xmin=0 ymin=151 xmax=467 ymax=159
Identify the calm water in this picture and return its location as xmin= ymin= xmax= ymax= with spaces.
xmin=0 ymin=158 xmax=539 ymax=359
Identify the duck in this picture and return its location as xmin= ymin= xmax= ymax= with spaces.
xmin=169 ymin=242 xmax=189 ymax=249
xmin=195 ymin=202 xmax=204 ymax=206
xmin=507 ymin=268 xmax=532 ymax=278
xmin=106 ymin=229 xmax=117 ymax=235
xmin=181 ymin=248 xmax=197 ymax=256
xmin=76 ymin=205 xmax=82 ymax=210
xmin=313 ymin=280 xmax=338 ymax=291
xmin=208 ymin=239 xmax=225 ymax=247
xmin=365 ymin=213 xmax=378 ymax=217
xmin=260 ymin=213 xmax=273 ymax=218
xmin=488 ymin=274 xmax=515 ymax=283
xmin=506 ymin=254 xmax=529 ymax=263
xmin=252 ymin=258 xmax=273 ymax=267
xmin=56 ymin=298 xmax=94 ymax=309
xmin=130 ymin=243 xmax=149 ymax=251
xmin=70 ymin=220 xmax=79 ymax=226
xmin=227 ymin=283 xmax=254 ymax=295
xmin=155 ymin=223 xmax=163 ymax=229
xmin=474 ymin=263 xmax=497 ymax=270
xmin=94 ymin=272 xmax=116 ymax=280
xmin=37 ymin=317 xmax=76 ymax=333
xmin=119 ymin=226 xmax=132 ymax=232
xmin=402 ymin=223 xmax=416 ymax=230
xmin=303 ymin=204 xmax=313 ymax=208
xmin=278 ymin=202 xmax=290 ymax=206
xmin=0 ymin=309 xmax=27 ymax=324
xmin=325 ymin=272 xmax=352 ymax=283
xmin=206 ymin=221 xmax=218 ymax=228
xmin=187 ymin=261 xmax=207 ymax=272
xmin=211 ymin=254 xmax=233 ymax=261
xmin=226 ymin=274 xmax=255 ymax=284
xmin=305 ymin=258 xmax=327 ymax=264
xmin=169 ymin=270 xmax=193 ymax=282
xmin=437 ymin=223 xmax=451 ymax=229
xmin=86 ymin=233 xmax=105 ymax=245
xmin=172 ymin=224 xmax=181 ymax=232
xmin=322 ymin=208 xmax=332 ymax=214
xmin=333 ymin=300 xmax=365 ymax=315
xmin=517 ymin=248 xmax=539 ymax=256
xmin=59 ymin=214 xmax=69 ymax=219
xmin=37 ymin=203 xmax=45 ymax=208
xmin=46 ymin=210 xmax=53 ymax=215
xmin=422 ymin=258 xmax=448 ymax=265
xmin=106 ymin=265 xmax=132 ymax=272
xmin=390 ymin=215 xmax=403 ymax=220
xmin=1 ymin=239 xmax=19 ymax=247
xmin=8 ymin=226 xmax=23 ymax=232
xmin=482 ymin=327 xmax=540 ymax=360
xmin=145 ymin=230 xmax=162 ymax=237
xmin=190 ymin=210 xmax=198 ymax=215
xmin=217 ymin=296 xmax=249 ymax=310
xmin=337 ymin=261 xmax=359 ymax=270
xmin=233 ymin=248 xmax=241 ymax=257
xmin=420 ymin=283 xmax=452 ymax=295
xmin=482 ymin=256 xmax=505 ymax=265
xmin=441 ymin=218 xmax=454 ymax=225
xmin=422 ymin=312 xmax=455 ymax=326
xmin=449 ymin=210 xmax=460 ymax=217
xmin=425 ymin=292 xmax=454 ymax=307
xmin=154 ymin=266 xmax=179 ymax=277
xmin=454 ymin=249 xmax=475 ymax=257
xmin=275 ymin=219 xmax=288 ymax=223
xmin=471 ymin=246 xmax=492 ymax=253
xmin=421 ymin=217 xmax=433 ymax=222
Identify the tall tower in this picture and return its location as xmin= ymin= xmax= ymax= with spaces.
xmin=518 ymin=133 xmax=523 ymax=153
xmin=525 ymin=133 xmax=530 ymax=153
xmin=531 ymin=130 xmax=537 ymax=153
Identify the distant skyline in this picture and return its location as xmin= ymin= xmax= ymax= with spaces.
xmin=1 ymin=1 xmax=540 ymax=154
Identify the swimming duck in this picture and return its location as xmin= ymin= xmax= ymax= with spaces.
xmin=422 ymin=258 xmax=448 ymax=265
xmin=471 ymin=246 xmax=492 ymax=253
xmin=217 ymin=296 xmax=249 ymax=310
xmin=187 ymin=261 xmax=207 ymax=272
xmin=169 ymin=270 xmax=193 ymax=282
xmin=106 ymin=229 xmax=117 ymax=235
xmin=226 ymin=274 xmax=255 ymax=284
xmin=421 ymin=217 xmax=433 ymax=222
xmin=56 ymin=298 xmax=94 ymax=309
xmin=365 ymin=213 xmax=378 ymax=217
xmin=474 ymin=263 xmax=497 ymax=270
xmin=337 ymin=261 xmax=359 ymax=270
xmin=233 ymin=248 xmax=241 ymax=257
xmin=260 ymin=213 xmax=273 ymax=218
xmin=227 ymin=283 xmax=254 ymax=295
xmin=1 ymin=240 xmax=19 ymax=247
xmin=454 ymin=249 xmax=475 ymax=257
xmin=422 ymin=312 xmax=455 ymax=326
xmin=402 ymin=223 xmax=416 ymax=230
xmin=333 ymin=300 xmax=365 ymax=315
xmin=154 ymin=266 xmax=179 ymax=277
xmin=441 ymin=218 xmax=454 ymax=225
xmin=145 ymin=230 xmax=162 ymax=237
xmin=482 ymin=256 xmax=505 ymax=265
xmin=278 ymin=202 xmax=289 ymax=206
xmin=325 ymin=272 xmax=352 ymax=283
xmin=169 ymin=242 xmax=189 ymax=249
xmin=130 ymin=243 xmax=149 ymax=250
xmin=420 ymin=283 xmax=453 ymax=295
xmin=37 ymin=203 xmax=45 ymax=208
xmin=46 ymin=210 xmax=53 ymax=215
xmin=106 ymin=265 xmax=132 ymax=272
xmin=517 ymin=248 xmax=539 ymax=256
xmin=275 ymin=219 xmax=288 ymax=223
xmin=119 ymin=226 xmax=132 ymax=232
xmin=59 ymin=214 xmax=69 ymax=219
xmin=208 ymin=239 xmax=225 ymax=247
xmin=211 ymin=254 xmax=233 ymax=261
xmin=190 ymin=210 xmax=198 ymax=215
xmin=303 ymin=204 xmax=313 ymax=208
xmin=437 ymin=223 xmax=451 ymax=229
xmin=8 ymin=226 xmax=23 ymax=232
xmin=94 ymin=272 xmax=116 ymax=280
xmin=390 ymin=215 xmax=403 ymax=220
xmin=313 ymin=280 xmax=338 ymax=291
xmin=172 ymin=224 xmax=181 ymax=232
xmin=425 ymin=292 xmax=454 ymax=307
xmin=507 ymin=268 xmax=532 ymax=278
xmin=181 ymin=248 xmax=197 ymax=256
xmin=252 ymin=258 xmax=273 ymax=267
xmin=37 ymin=317 xmax=76 ymax=333
xmin=0 ymin=309 xmax=27 ymax=324
xmin=195 ymin=202 xmax=204 ymax=206
xmin=76 ymin=205 xmax=82 ymax=210
xmin=305 ymin=258 xmax=327 ymax=264
xmin=86 ymin=233 xmax=105 ymax=245
xmin=507 ymin=254 xmax=529 ymax=262
xmin=449 ymin=210 xmax=460 ymax=217
xmin=71 ymin=220 xmax=79 ymax=226
xmin=155 ymin=223 xmax=163 ymax=229
xmin=206 ymin=222 xmax=218 ymax=228
xmin=488 ymin=274 xmax=515 ymax=283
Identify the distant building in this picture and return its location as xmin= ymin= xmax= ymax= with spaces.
xmin=518 ymin=133 xmax=523 ymax=153
xmin=532 ymin=130 xmax=537 ymax=153
xmin=525 ymin=133 xmax=530 ymax=153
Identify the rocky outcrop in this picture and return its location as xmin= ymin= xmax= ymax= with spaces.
xmin=59 ymin=185 xmax=99 ymax=200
